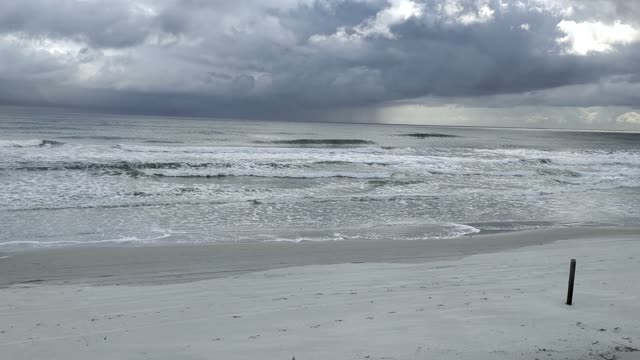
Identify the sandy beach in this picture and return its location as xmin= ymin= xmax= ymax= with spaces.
xmin=3 ymin=1 xmax=640 ymax=358
xmin=1 ymin=226 xmax=639 ymax=360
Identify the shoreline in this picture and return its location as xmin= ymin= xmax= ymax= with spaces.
xmin=1 ymin=225 xmax=637 ymax=287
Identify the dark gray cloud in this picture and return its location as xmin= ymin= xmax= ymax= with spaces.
xmin=0 ymin=0 xmax=158 ymax=48
xmin=0 ymin=0 xmax=639 ymax=128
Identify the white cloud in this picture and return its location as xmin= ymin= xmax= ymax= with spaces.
xmin=458 ymin=4 xmax=495 ymax=25
xmin=441 ymin=0 xmax=464 ymax=17
xmin=363 ymin=0 xmax=424 ymax=38
xmin=436 ymin=0 xmax=495 ymax=26
xmin=556 ymin=20 xmax=639 ymax=55
xmin=526 ymin=0 xmax=574 ymax=17
xmin=310 ymin=0 xmax=423 ymax=42
xmin=1 ymin=33 xmax=85 ymax=57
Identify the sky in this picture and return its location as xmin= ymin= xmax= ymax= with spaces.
xmin=0 ymin=0 xmax=639 ymax=130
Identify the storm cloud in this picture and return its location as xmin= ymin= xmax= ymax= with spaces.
xmin=0 ymin=0 xmax=639 ymax=129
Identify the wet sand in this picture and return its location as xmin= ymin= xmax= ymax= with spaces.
xmin=1 ymin=226 xmax=637 ymax=287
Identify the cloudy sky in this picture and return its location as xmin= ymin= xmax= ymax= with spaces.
xmin=1 ymin=0 xmax=639 ymax=129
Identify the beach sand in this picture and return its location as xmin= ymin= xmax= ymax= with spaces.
xmin=1 ymin=226 xmax=636 ymax=287
xmin=1 ymin=227 xmax=639 ymax=359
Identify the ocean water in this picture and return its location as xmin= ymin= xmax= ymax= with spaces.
xmin=1 ymin=106 xmax=639 ymax=249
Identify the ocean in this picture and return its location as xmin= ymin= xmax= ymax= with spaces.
xmin=1 ymin=106 xmax=639 ymax=249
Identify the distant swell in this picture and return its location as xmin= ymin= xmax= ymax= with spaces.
xmin=7 ymin=200 xmax=228 ymax=212
xmin=8 ymin=161 xmax=209 ymax=176
xmin=537 ymin=168 xmax=581 ymax=177
xmin=40 ymin=140 xmax=64 ymax=146
xmin=151 ymin=173 xmax=377 ymax=180
xmin=7 ymin=161 xmax=306 ymax=174
xmin=399 ymin=133 xmax=458 ymax=138
xmin=263 ymin=139 xmax=376 ymax=145
xmin=59 ymin=135 xmax=146 ymax=141
xmin=368 ymin=179 xmax=425 ymax=188
xmin=520 ymin=158 xmax=553 ymax=165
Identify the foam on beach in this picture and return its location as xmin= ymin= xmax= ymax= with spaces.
xmin=0 ymin=232 xmax=172 ymax=249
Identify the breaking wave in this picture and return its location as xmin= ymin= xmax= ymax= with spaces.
xmin=3 ymin=160 xmax=391 ymax=179
xmin=262 ymin=139 xmax=376 ymax=146
xmin=399 ymin=133 xmax=459 ymax=138
xmin=0 ymin=139 xmax=64 ymax=147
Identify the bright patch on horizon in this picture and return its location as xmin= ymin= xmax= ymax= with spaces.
xmin=616 ymin=112 xmax=640 ymax=125
xmin=556 ymin=20 xmax=639 ymax=55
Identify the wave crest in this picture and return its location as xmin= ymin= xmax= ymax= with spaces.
xmin=262 ymin=139 xmax=376 ymax=146
xmin=399 ymin=133 xmax=458 ymax=138
xmin=0 ymin=139 xmax=64 ymax=148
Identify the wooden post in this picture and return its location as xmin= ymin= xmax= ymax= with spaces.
xmin=566 ymin=259 xmax=576 ymax=305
